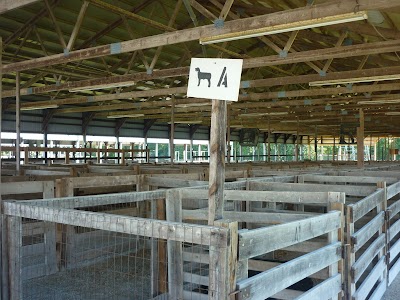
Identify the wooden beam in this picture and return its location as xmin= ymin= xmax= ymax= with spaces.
xmin=85 ymin=0 xmax=175 ymax=32
xmin=66 ymin=1 xmax=89 ymax=51
xmin=4 ymin=0 xmax=398 ymax=73
xmin=0 ymin=0 xmax=41 ymax=14
xmin=14 ymin=74 xmax=400 ymax=114
xmin=4 ymin=0 xmax=61 ymax=47
xmin=44 ymin=0 xmax=66 ymax=49
xmin=219 ymin=0 xmax=235 ymax=20
xmin=5 ymin=61 xmax=400 ymax=99
xmin=78 ymin=0 xmax=156 ymax=49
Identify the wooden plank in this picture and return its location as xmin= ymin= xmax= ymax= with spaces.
xmin=247 ymin=182 xmax=375 ymax=197
xmin=183 ymin=210 xmax=317 ymax=223
xmin=239 ymin=211 xmax=341 ymax=260
xmin=145 ymin=177 xmax=206 ymax=188
xmin=1 ymin=181 xmax=46 ymax=195
xmin=351 ymin=234 xmax=385 ymax=282
xmin=225 ymin=190 xmax=333 ymax=204
xmin=71 ymin=175 xmax=138 ymax=188
xmin=4 ymin=201 xmax=228 ymax=246
xmin=387 ymin=181 xmax=400 ymax=199
xmin=302 ymin=174 xmax=397 ymax=184
xmin=352 ymin=256 xmax=386 ymax=300
xmin=22 ymin=190 xmax=167 ymax=209
xmin=388 ymin=199 xmax=400 ymax=220
xmin=389 ymin=238 xmax=400 ymax=263
xmin=236 ymin=242 xmax=341 ymax=300
xmin=389 ymin=218 xmax=400 ymax=241
xmin=389 ymin=257 xmax=400 ymax=285
xmin=368 ymin=279 xmax=387 ymax=300
xmin=351 ymin=189 xmax=385 ymax=222
xmin=293 ymin=274 xmax=342 ymax=300
xmin=248 ymin=259 xmax=329 ymax=280
xmin=272 ymin=289 xmax=303 ymax=300
xmin=352 ymin=212 xmax=385 ymax=252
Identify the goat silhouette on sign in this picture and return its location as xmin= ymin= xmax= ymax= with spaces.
xmin=195 ymin=67 xmax=211 ymax=87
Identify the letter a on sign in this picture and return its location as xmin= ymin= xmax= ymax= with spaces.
xmin=187 ymin=58 xmax=243 ymax=101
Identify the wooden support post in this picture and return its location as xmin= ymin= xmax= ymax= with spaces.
xmin=0 ymin=37 xmax=7 ymax=300
xmin=121 ymin=150 xmax=125 ymax=165
xmin=208 ymin=100 xmax=227 ymax=225
xmin=268 ymin=119 xmax=271 ymax=162
xmin=227 ymin=105 xmax=231 ymax=164
xmin=212 ymin=220 xmax=237 ymax=300
xmin=190 ymin=139 xmax=194 ymax=163
xmin=333 ymin=136 xmax=336 ymax=162
xmin=328 ymin=192 xmax=345 ymax=300
xmin=170 ymin=98 xmax=175 ymax=165
xmin=96 ymin=146 xmax=101 ymax=163
xmin=377 ymin=181 xmax=387 ymax=268
xmin=357 ymin=109 xmax=365 ymax=168
xmin=295 ymin=117 xmax=299 ymax=161
xmin=16 ymin=72 xmax=21 ymax=174
xmin=7 ymin=216 xmax=22 ymax=300
xmin=157 ymin=198 xmax=167 ymax=294
xmin=24 ymin=148 xmax=29 ymax=164
xmin=314 ymin=126 xmax=318 ymax=161
xmin=166 ymin=189 xmax=183 ymax=299
xmin=65 ymin=150 xmax=70 ymax=164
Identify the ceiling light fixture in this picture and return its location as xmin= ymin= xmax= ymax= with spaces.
xmin=20 ymin=104 xmax=59 ymax=111
xmin=309 ymin=74 xmax=400 ymax=87
xmin=106 ymin=113 xmax=144 ymax=119
xmin=240 ymin=112 xmax=288 ymax=117
xmin=199 ymin=11 xmax=368 ymax=45
xmin=358 ymin=99 xmax=400 ymax=105
xmin=69 ymin=81 xmax=135 ymax=92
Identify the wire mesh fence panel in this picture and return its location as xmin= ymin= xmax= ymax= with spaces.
xmin=4 ymin=197 xmax=230 ymax=300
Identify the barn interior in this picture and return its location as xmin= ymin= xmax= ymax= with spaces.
xmin=1 ymin=1 xmax=400 ymax=299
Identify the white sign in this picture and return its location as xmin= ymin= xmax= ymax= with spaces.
xmin=187 ymin=58 xmax=243 ymax=101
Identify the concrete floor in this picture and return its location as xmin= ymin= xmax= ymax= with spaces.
xmin=383 ymin=275 xmax=400 ymax=300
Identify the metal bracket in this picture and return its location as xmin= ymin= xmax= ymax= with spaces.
xmin=277 ymin=91 xmax=286 ymax=98
xmin=214 ymin=18 xmax=224 ymax=28
xmin=279 ymin=50 xmax=288 ymax=58
xmin=241 ymin=81 xmax=250 ymax=89
xmin=110 ymin=42 xmax=122 ymax=54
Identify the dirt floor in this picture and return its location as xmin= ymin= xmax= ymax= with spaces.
xmin=23 ymin=251 xmax=151 ymax=300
